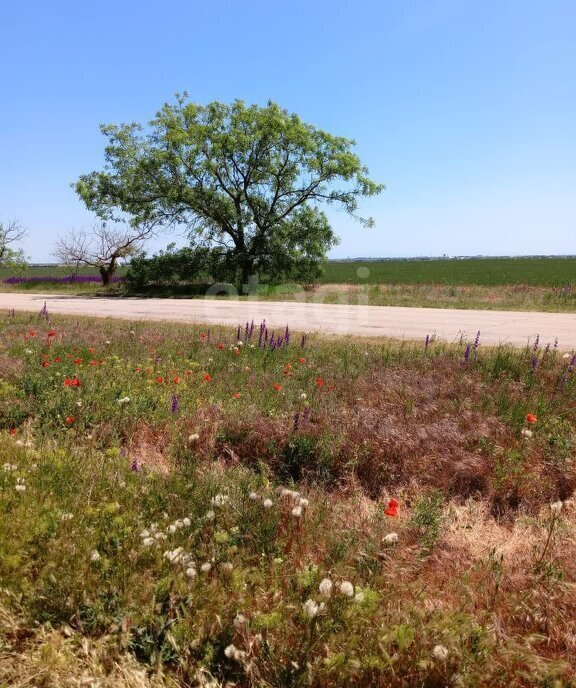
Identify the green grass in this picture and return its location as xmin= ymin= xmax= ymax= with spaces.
xmin=1 ymin=314 xmax=576 ymax=685
xmin=321 ymin=257 xmax=576 ymax=286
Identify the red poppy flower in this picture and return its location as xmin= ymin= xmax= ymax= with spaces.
xmin=156 ymin=376 xmax=164 ymax=384
xmin=298 ymin=357 xmax=306 ymax=364
xmin=88 ymin=348 xmax=96 ymax=354
xmin=273 ymin=384 xmax=282 ymax=392
xmin=65 ymin=416 xmax=75 ymax=425
xmin=64 ymin=378 xmax=81 ymax=387
xmin=47 ymin=330 xmax=57 ymax=338
xmin=232 ymin=392 xmax=241 ymax=399
xmin=203 ymin=373 xmax=212 ymax=382
xmin=526 ymin=413 xmax=538 ymax=424
xmin=28 ymin=330 xmax=37 ymax=337
xmin=384 ymin=499 xmax=399 ymax=517
xmin=315 ymin=377 xmax=325 ymax=387
xmin=200 ymin=332 xmax=207 ymax=339
xmin=74 ymin=358 xmax=83 ymax=365
xmin=42 ymin=361 xmax=50 ymax=368
xmin=53 ymin=357 xmax=62 ymax=363
xmin=173 ymin=376 xmax=182 ymax=384
xmin=9 ymin=428 xmax=17 ymax=436
xmin=218 ymin=343 xmax=225 ymax=350
xmin=89 ymin=360 xmax=99 ymax=366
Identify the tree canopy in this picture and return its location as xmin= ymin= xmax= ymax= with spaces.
xmin=75 ymin=96 xmax=384 ymax=288
xmin=0 ymin=219 xmax=27 ymax=270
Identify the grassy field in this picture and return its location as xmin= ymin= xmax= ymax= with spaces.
xmin=1 ymin=313 xmax=576 ymax=686
xmin=322 ymin=257 xmax=576 ymax=286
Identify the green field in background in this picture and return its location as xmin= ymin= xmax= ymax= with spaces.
xmin=2 ymin=257 xmax=576 ymax=287
xmin=321 ymin=257 xmax=576 ymax=286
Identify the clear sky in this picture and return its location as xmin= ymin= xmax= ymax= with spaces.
xmin=1 ymin=0 xmax=575 ymax=261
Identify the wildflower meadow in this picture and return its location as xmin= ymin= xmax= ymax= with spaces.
xmin=1 ymin=310 xmax=576 ymax=687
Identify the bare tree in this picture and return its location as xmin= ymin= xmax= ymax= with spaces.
xmin=53 ymin=222 xmax=154 ymax=285
xmin=0 ymin=219 xmax=27 ymax=267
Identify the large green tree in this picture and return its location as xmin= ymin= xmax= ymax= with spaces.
xmin=75 ymin=96 xmax=384 ymax=288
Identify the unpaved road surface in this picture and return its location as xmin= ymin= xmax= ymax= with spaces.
xmin=1 ymin=293 xmax=575 ymax=349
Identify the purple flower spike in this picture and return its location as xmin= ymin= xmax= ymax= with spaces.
xmin=425 ymin=334 xmax=430 ymax=349
xmin=131 ymin=459 xmax=139 ymax=472
xmin=463 ymin=344 xmax=471 ymax=364
xmin=533 ymin=334 xmax=540 ymax=352
xmin=301 ymin=334 xmax=307 ymax=348
xmin=293 ymin=412 xmax=300 ymax=432
xmin=171 ymin=393 xmax=180 ymax=414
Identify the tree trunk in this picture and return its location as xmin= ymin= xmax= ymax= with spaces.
xmin=99 ymin=266 xmax=113 ymax=286
xmin=240 ymin=261 xmax=258 ymax=295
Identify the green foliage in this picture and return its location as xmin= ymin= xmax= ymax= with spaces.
xmin=76 ymin=96 xmax=383 ymax=288
xmin=409 ymin=491 xmax=445 ymax=552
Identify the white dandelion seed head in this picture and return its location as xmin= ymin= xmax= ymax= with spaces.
xmin=90 ymin=550 xmax=101 ymax=562
xmin=249 ymin=491 xmax=260 ymax=501
xmin=550 ymin=500 xmax=563 ymax=515
xmin=338 ymin=581 xmax=354 ymax=597
xmin=319 ymin=578 xmax=333 ymax=596
xmin=15 ymin=483 xmax=26 ymax=492
xmin=224 ymin=644 xmax=237 ymax=659
xmin=182 ymin=517 xmax=191 ymax=527
xmin=299 ymin=497 xmax=309 ymax=508
xmin=188 ymin=433 xmax=200 ymax=443
xmin=263 ymin=498 xmax=273 ymax=509
xmin=142 ymin=537 xmax=155 ymax=547
xmin=432 ymin=644 xmax=449 ymax=661
xmin=167 ymin=524 xmax=177 ymax=534
xmin=175 ymin=519 xmax=184 ymax=529
xmin=185 ymin=566 xmax=197 ymax=578
xmin=521 ymin=428 xmax=533 ymax=438
xmin=563 ymin=353 xmax=571 ymax=359
xmin=291 ymin=505 xmax=302 ymax=518
xmin=303 ymin=598 xmax=320 ymax=618
xmin=300 ymin=392 xmax=307 ymax=400
xmin=383 ymin=532 xmax=399 ymax=544
xmin=200 ymin=562 xmax=212 ymax=573
xmin=354 ymin=591 xmax=365 ymax=603
xmin=211 ymin=494 xmax=230 ymax=507
xmin=205 ymin=510 xmax=215 ymax=521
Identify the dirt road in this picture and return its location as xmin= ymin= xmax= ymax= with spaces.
xmin=1 ymin=292 xmax=575 ymax=349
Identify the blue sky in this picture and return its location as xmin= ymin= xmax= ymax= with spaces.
xmin=1 ymin=0 xmax=575 ymax=261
